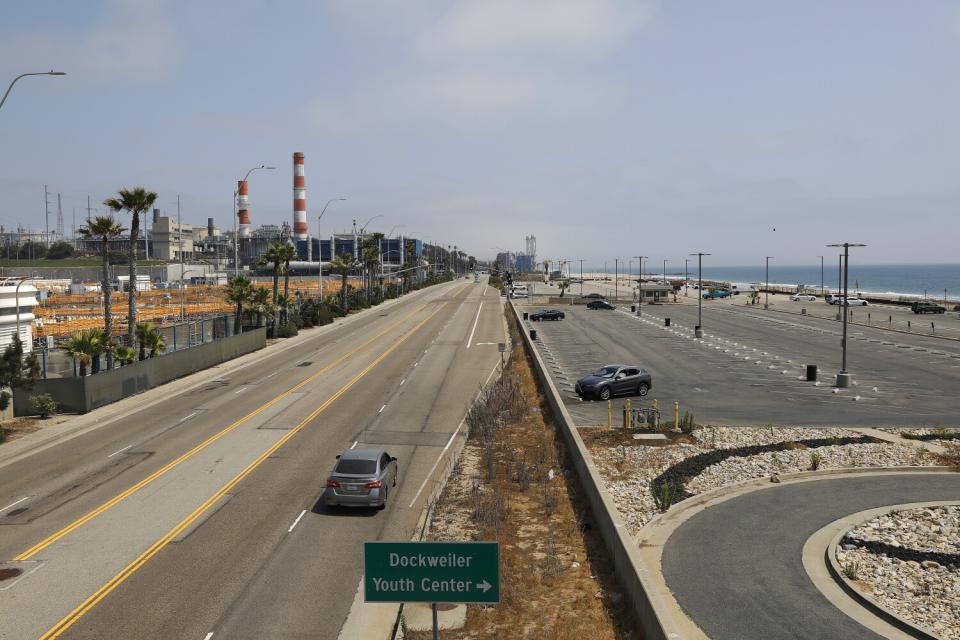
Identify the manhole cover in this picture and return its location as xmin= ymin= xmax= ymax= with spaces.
xmin=297 ymin=362 xmax=311 ymax=367
xmin=0 ymin=568 xmax=23 ymax=581
xmin=6 ymin=508 xmax=27 ymax=517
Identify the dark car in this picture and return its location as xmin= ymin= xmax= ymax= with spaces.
xmin=586 ymin=300 xmax=616 ymax=310
xmin=530 ymin=309 xmax=565 ymax=321
xmin=911 ymin=301 xmax=945 ymax=314
xmin=582 ymin=293 xmax=606 ymax=299
xmin=576 ymin=365 xmax=652 ymax=401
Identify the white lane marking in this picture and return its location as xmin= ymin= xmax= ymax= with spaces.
xmin=350 ymin=441 xmax=358 ymax=449
xmin=466 ymin=301 xmax=484 ymax=349
xmin=1 ymin=496 xmax=29 ymax=513
xmin=379 ymin=404 xmax=386 ymax=414
xmin=0 ymin=560 xmax=45 ymax=591
xmin=178 ymin=411 xmax=199 ymax=423
xmin=204 ymin=633 xmax=214 ymax=640
xmin=414 ymin=362 xmax=418 ymax=367
xmin=107 ymin=445 xmax=133 ymax=458
xmin=400 ymin=378 xmax=406 ymax=386
xmin=233 ymin=387 xmax=248 ymax=395
xmin=264 ymin=370 xmax=280 ymax=379
xmin=409 ymin=360 xmax=501 ymax=509
xmin=287 ymin=509 xmax=307 ymax=533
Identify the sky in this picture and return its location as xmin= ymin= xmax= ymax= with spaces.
xmin=1 ymin=0 xmax=959 ymax=266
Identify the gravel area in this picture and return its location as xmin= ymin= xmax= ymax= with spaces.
xmin=883 ymin=427 xmax=960 ymax=449
xmin=584 ymin=426 xmax=938 ymax=536
xmin=837 ymin=506 xmax=960 ymax=640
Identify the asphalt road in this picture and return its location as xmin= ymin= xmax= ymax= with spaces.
xmin=517 ymin=295 xmax=960 ymax=426
xmin=661 ymin=473 xmax=960 ymax=640
xmin=0 ymin=277 xmax=504 ymax=639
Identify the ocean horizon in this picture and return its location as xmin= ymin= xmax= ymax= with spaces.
xmin=574 ymin=263 xmax=960 ymax=299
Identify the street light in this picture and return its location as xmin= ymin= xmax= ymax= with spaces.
xmin=826 ymin=242 xmax=866 ymax=388
xmin=317 ymin=197 xmax=346 ymax=299
xmin=234 ymin=165 xmax=276 ymax=276
xmin=633 ymin=256 xmax=647 ymax=316
xmin=689 ymin=252 xmax=711 ymax=337
xmin=764 ymin=256 xmax=774 ymax=309
xmin=819 ymin=255 xmax=825 ymax=297
xmin=1 ymin=71 xmax=66 ymax=111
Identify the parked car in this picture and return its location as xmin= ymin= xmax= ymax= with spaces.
xmin=586 ymin=300 xmax=616 ymax=310
xmin=911 ymin=301 xmax=946 ymax=314
xmin=790 ymin=294 xmax=817 ymax=302
xmin=583 ymin=293 xmax=606 ymax=299
xmin=530 ymin=309 xmax=565 ymax=321
xmin=576 ymin=364 xmax=652 ymax=401
xmin=845 ymin=298 xmax=869 ymax=306
xmin=702 ymin=289 xmax=731 ymax=299
xmin=323 ymin=448 xmax=398 ymax=509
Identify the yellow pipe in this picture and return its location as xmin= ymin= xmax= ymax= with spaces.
xmin=674 ymin=400 xmax=680 ymax=429
xmin=607 ymin=399 xmax=612 ymax=429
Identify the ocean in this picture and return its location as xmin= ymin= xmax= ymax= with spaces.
xmin=582 ymin=263 xmax=960 ymax=299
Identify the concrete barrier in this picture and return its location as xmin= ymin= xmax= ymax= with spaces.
xmin=15 ymin=329 xmax=266 ymax=414
xmin=508 ymin=301 xmax=671 ymax=640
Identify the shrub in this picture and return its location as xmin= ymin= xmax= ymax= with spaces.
xmin=0 ymin=390 xmax=11 ymax=412
xmin=679 ymin=411 xmax=695 ymax=434
xmin=935 ymin=443 xmax=960 ymax=471
xmin=0 ymin=425 xmax=5 ymax=443
xmin=809 ymin=452 xmax=822 ymax=471
xmin=275 ymin=324 xmax=299 ymax=339
xmin=29 ymin=394 xmax=57 ymax=419
xmin=653 ymin=481 xmax=673 ymax=512
xmin=842 ymin=560 xmax=861 ymax=580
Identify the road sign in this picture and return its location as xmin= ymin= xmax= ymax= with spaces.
xmin=364 ymin=541 xmax=500 ymax=604
xmin=498 ymin=342 xmax=506 ymax=353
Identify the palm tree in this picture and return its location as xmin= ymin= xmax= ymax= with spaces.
xmin=361 ymin=233 xmax=384 ymax=302
xmin=134 ymin=322 xmax=157 ymax=361
xmin=104 ymin=188 xmax=158 ymax=346
xmin=260 ymin=243 xmax=285 ymax=309
xmin=248 ymin=287 xmax=271 ymax=327
xmin=224 ymin=275 xmax=253 ymax=334
xmin=89 ymin=328 xmax=110 ymax=374
xmin=115 ymin=346 xmax=137 ymax=366
xmin=329 ymin=253 xmax=358 ymax=312
xmin=144 ymin=330 xmax=166 ymax=357
xmin=78 ymin=216 xmax=126 ymax=369
xmin=64 ymin=330 xmax=99 ymax=377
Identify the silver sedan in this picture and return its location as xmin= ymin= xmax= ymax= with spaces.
xmin=323 ymin=447 xmax=398 ymax=509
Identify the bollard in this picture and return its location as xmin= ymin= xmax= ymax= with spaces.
xmin=907 ymin=320 xmax=911 ymax=332
xmin=889 ymin=315 xmax=892 ymax=327
xmin=607 ymin=400 xmax=612 ymax=429
xmin=622 ymin=407 xmax=627 ymax=429
xmin=932 ymin=321 xmax=935 ymax=334
xmin=674 ymin=400 xmax=679 ymax=430
xmin=868 ymin=312 xmax=871 ymax=324
xmin=625 ymin=399 xmax=631 ymax=428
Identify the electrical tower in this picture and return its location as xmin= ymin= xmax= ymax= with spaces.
xmin=56 ymin=193 xmax=65 ymax=240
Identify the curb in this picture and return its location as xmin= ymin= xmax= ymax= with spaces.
xmin=824 ymin=501 xmax=959 ymax=640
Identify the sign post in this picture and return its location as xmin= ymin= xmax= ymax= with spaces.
xmin=365 ymin=541 xmax=500 ymax=637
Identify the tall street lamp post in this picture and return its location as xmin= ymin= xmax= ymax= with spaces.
xmin=685 ymin=259 xmax=689 ymax=297
xmin=819 ymin=255 xmax=824 ymax=297
xmin=827 ymin=242 xmax=866 ymax=388
xmin=689 ymin=252 xmax=711 ymax=337
xmin=633 ymin=255 xmax=647 ymax=316
xmin=1 ymin=71 xmax=66 ymax=112
xmin=317 ymin=197 xmax=346 ymax=299
xmin=234 ymin=165 xmax=275 ymax=277
xmin=764 ymin=256 xmax=774 ymax=309
xmin=578 ymin=259 xmax=584 ymax=298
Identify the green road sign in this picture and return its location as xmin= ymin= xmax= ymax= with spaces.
xmin=364 ymin=541 xmax=500 ymax=604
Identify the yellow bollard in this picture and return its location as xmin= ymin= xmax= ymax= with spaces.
xmin=674 ymin=400 xmax=680 ymax=430
xmin=626 ymin=399 xmax=631 ymax=428
xmin=607 ymin=400 xmax=612 ymax=429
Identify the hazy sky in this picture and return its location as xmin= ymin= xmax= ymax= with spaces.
xmin=1 ymin=1 xmax=959 ymax=265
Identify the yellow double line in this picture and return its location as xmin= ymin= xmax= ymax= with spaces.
xmin=16 ymin=299 xmax=437 ymax=563
xmin=40 ymin=299 xmax=450 ymax=639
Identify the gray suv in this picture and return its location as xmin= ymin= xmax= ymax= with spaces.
xmin=324 ymin=448 xmax=398 ymax=509
xmin=575 ymin=364 xmax=652 ymax=401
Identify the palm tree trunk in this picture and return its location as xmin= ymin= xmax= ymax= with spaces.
xmin=127 ymin=215 xmax=139 ymax=345
xmin=138 ymin=338 xmax=146 ymax=362
xmin=79 ymin=361 xmax=88 ymax=377
xmin=341 ymin=273 xmax=349 ymax=311
xmin=234 ymin=301 xmax=242 ymax=334
xmin=102 ymin=240 xmax=114 ymax=369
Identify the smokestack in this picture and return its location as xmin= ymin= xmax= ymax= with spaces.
xmin=207 ymin=217 xmax=214 ymax=238
xmin=237 ymin=180 xmax=251 ymax=239
xmin=293 ymin=152 xmax=307 ymax=240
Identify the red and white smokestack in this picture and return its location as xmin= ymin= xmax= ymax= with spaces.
xmin=237 ymin=180 xmax=251 ymax=239
xmin=293 ymin=152 xmax=307 ymax=240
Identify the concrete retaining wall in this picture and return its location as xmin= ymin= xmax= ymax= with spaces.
xmin=15 ymin=328 xmax=266 ymax=414
xmin=509 ymin=301 xmax=670 ymax=640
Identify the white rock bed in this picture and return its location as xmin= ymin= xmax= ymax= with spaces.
xmin=836 ymin=506 xmax=960 ymax=640
xmin=586 ymin=426 xmax=937 ymax=536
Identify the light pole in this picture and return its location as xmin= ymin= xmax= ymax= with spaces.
xmin=826 ymin=242 xmax=866 ymax=388
xmin=689 ymin=252 xmax=711 ymax=337
xmin=317 ymin=197 xmax=346 ymax=299
xmin=662 ymin=259 xmax=668 ymax=284
xmin=614 ymin=258 xmax=619 ymax=300
xmin=1 ymin=71 xmax=66 ymax=112
xmin=633 ymin=256 xmax=647 ymax=316
xmin=578 ymin=259 xmax=584 ymax=297
xmin=14 ymin=276 xmax=31 ymax=344
xmin=819 ymin=255 xmax=824 ymax=297
xmin=234 ymin=165 xmax=275 ymax=277
xmin=764 ymin=256 xmax=774 ymax=309
xmin=684 ymin=258 xmax=689 ymax=297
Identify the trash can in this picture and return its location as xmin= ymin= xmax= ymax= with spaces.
xmin=801 ymin=308 xmax=807 ymax=315
xmin=694 ymin=325 xmax=703 ymax=338
xmin=631 ymin=305 xmax=636 ymax=312
xmin=523 ymin=312 xmax=529 ymax=320
xmin=665 ymin=318 xmax=671 ymax=327
xmin=806 ymin=364 xmax=818 ymax=381
xmin=530 ymin=329 xmax=537 ymax=341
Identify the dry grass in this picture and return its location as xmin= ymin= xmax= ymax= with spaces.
xmin=935 ymin=443 xmax=960 ymax=471
xmin=410 ymin=317 xmax=638 ymax=640
xmin=0 ymin=417 xmax=43 ymax=445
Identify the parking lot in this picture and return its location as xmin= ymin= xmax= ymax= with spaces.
xmin=516 ymin=298 xmax=960 ymax=427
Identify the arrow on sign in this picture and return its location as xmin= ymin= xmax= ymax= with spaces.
xmin=478 ymin=580 xmax=492 ymax=593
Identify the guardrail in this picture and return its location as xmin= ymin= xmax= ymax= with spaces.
xmin=508 ymin=300 xmax=672 ymax=640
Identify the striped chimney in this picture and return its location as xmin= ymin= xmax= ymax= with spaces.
xmin=237 ymin=180 xmax=251 ymax=239
xmin=293 ymin=152 xmax=307 ymax=240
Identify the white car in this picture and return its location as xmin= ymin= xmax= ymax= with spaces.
xmin=845 ymin=298 xmax=869 ymax=306
xmin=790 ymin=294 xmax=817 ymax=302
